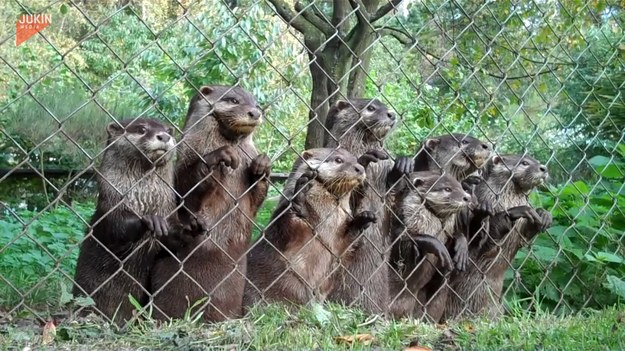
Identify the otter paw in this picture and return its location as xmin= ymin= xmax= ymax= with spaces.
xmin=453 ymin=235 xmax=469 ymax=271
xmin=250 ymin=154 xmax=272 ymax=179
xmin=476 ymin=201 xmax=495 ymax=217
xmin=461 ymin=175 xmax=482 ymax=191
xmin=393 ymin=156 xmax=414 ymax=175
xmin=358 ymin=149 xmax=388 ymax=169
xmin=507 ymin=206 xmax=541 ymax=224
xmin=183 ymin=216 xmax=208 ymax=236
xmin=142 ymin=215 xmax=169 ymax=237
xmin=536 ymin=208 xmax=553 ymax=232
xmin=295 ymin=170 xmax=317 ymax=193
xmin=203 ymin=145 xmax=240 ymax=170
xmin=352 ymin=211 xmax=378 ymax=231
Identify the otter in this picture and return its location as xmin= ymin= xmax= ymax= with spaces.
xmin=150 ymin=85 xmax=270 ymax=322
xmin=443 ymin=154 xmax=552 ymax=320
xmin=72 ymin=118 xmax=195 ymax=325
xmin=244 ymin=148 xmax=383 ymax=306
xmin=322 ymin=98 xmax=401 ymax=314
xmin=387 ymin=172 xmax=471 ymax=319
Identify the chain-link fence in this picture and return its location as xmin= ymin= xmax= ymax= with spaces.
xmin=1 ymin=0 xmax=624 ymax=329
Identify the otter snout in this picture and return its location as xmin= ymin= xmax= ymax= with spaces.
xmin=247 ymin=108 xmax=262 ymax=121
xmin=156 ymin=132 xmax=171 ymax=143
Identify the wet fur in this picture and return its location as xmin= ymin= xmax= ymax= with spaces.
xmin=324 ymin=98 xmax=397 ymax=314
xmin=244 ymin=148 xmax=366 ymax=306
xmin=72 ymin=118 xmax=176 ymax=325
xmin=150 ymin=86 xmax=268 ymax=322
xmin=444 ymin=154 xmax=549 ymax=320
xmin=388 ymin=172 xmax=469 ymax=319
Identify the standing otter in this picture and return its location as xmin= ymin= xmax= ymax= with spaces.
xmin=73 ymin=118 xmax=182 ymax=325
xmin=387 ymin=172 xmax=471 ymax=319
xmin=323 ymin=98 xmax=400 ymax=314
xmin=151 ymin=85 xmax=271 ymax=322
xmin=443 ymin=154 xmax=552 ymax=320
xmin=244 ymin=148 xmax=381 ymax=306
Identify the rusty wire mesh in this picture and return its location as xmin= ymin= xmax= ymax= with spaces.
xmin=0 ymin=0 xmax=624 ymax=328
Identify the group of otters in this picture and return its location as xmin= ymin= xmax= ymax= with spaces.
xmin=72 ymin=85 xmax=552 ymax=326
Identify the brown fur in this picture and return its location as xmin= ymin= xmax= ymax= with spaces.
xmin=443 ymin=154 xmax=550 ymax=320
xmin=244 ymin=148 xmax=369 ymax=306
xmin=72 ymin=118 xmax=177 ymax=325
xmin=392 ymin=133 xmax=491 ymax=321
xmin=150 ymin=85 xmax=269 ymax=322
xmin=323 ymin=98 xmax=397 ymax=314
xmin=388 ymin=172 xmax=470 ymax=319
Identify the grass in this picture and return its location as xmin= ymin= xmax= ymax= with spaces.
xmin=0 ymin=303 xmax=623 ymax=350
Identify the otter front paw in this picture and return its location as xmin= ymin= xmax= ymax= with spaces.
xmin=412 ymin=235 xmax=453 ymax=272
xmin=452 ymin=235 xmax=469 ymax=271
xmin=203 ymin=145 xmax=240 ymax=170
xmin=351 ymin=211 xmax=378 ymax=232
xmin=142 ymin=215 xmax=169 ymax=237
xmin=387 ymin=156 xmax=414 ymax=188
xmin=357 ymin=149 xmax=388 ymax=169
xmin=461 ymin=175 xmax=482 ymax=192
xmin=182 ymin=216 xmax=208 ymax=236
xmin=536 ymin=208 xmax=553 ymax=232
xmin=292 ymin=170 xmax=317 ymax=216
xmin=506 ymin=205 xmax=541 ymax=224
xmin=250 ymin=154 xmax=272 ymax=180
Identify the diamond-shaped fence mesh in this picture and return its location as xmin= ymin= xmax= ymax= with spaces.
xmin=0 ymin=0 xmax=624 ymax=329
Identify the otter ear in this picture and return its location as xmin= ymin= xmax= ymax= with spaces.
xmin=425 ymin=138 xmax=441 ymax=150
xmin=106 ymin=122 xmax=124 ymax=137
xmin=199 ymin=86 xmax=213 ymax=96
xmin=335 ymin=100 xmax=350 ymax=110
xmin=302 ymin=150 xmax=314 ymax=160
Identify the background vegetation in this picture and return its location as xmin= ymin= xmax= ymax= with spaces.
xmin=0 ymin=0 xmax=624 ymax=346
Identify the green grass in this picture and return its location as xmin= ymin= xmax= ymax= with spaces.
xmin=1 ymin=303 xmax=623 ymax=350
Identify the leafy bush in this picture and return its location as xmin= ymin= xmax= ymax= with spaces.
xmin=0 ymin=203 xmax=93 ymax=309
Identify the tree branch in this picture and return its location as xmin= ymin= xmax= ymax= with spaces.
xmin=294 ymin=1 xmax=334 ymax=36
xmin=266 ymin=0 xmax=314 ymax=36
xmin=348 ymin=0 xmax=370 ymax=26
xmin=370 ymin=0 xmax=403 ymax=23
xmin=376 ymin=26 xmax=414 ymax=46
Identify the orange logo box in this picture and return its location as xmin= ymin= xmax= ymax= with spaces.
xmin=16 ymin=14 xmax=51 ymax=46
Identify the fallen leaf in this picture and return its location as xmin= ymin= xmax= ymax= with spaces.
xmin=41 ymin=320 xmax=56 ymax=345
xmin=404 ymin=346 xmax=432 ymax=351
xmin=462 ymin=322 xmax=476 ymax=333
xmin=335 ymin=333 xmax=374 ymax=345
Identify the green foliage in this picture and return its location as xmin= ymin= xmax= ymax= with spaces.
xmin=507 ymin=146 xmax=625 ymax=312
xmin=0 ymin=202 xmax=93 ymax=309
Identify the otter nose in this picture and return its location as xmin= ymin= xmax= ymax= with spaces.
xmin=463 ymin=192 xmax=472 ymax=202
xmin=157 ymin=133 xmax=171 ymax=143
xmin=387 ymin=111 xmax=396 ymax=120
xmin=354 ymin=164 xmax=365 ymax=175
xmin=248 ymin=109 xmax=262 ymax=120
xmin=539 ymin=165 xmax=547 ymax=172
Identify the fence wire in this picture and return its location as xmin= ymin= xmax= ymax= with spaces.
xmin=0 ymin=0 xmax=624 ymax=331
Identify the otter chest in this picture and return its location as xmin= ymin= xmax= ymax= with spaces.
xmin=115 ymin=174 xmax=176 ymax=215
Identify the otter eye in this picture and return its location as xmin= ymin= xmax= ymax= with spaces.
xmin=521 ymin=161 xmax=530 ymax=166
xmin=335 ymin=157 xmax=344 ymax=164
xmin=444 ymin=187 xmax=452 ymax=192
xmin=138 ymin=126 xmax=147 ymax=134
xmin=228 ymin=98 xmax=239 ymax=104
xmin=366 ymin=105 xmax=376 ymax=112
xmin=461 ymin=140 xmax=469 ymax=145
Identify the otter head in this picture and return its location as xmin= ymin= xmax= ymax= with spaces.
xmin=106 ymin=118 xmax=176 ymax=167
xmin=420 ymin=133 xmax=491 ymax=175
xmin=302 ymin=148 xmax=366 ymax=197
xmin=324 ymin=98 xmax=396 ymax=144
xmin=410 ymin=171 xmax=472 ymax=217
xmin=486 ymin=154 xmax=549 ymax=192
xmin=187 ymin=85 xmax=262 ymax=140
